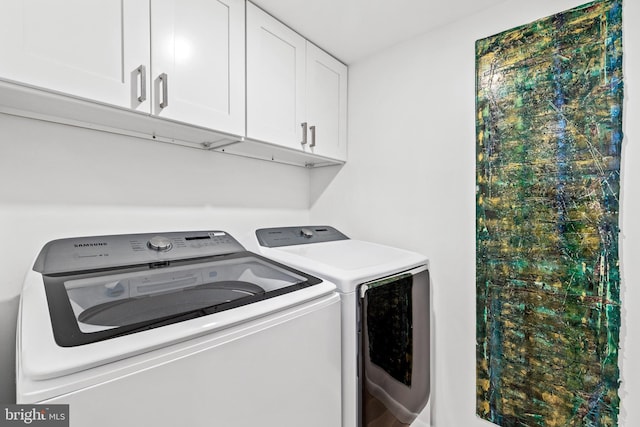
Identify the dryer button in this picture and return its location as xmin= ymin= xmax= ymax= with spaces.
xmin=300 ymin=228 xmax=314 ymax=239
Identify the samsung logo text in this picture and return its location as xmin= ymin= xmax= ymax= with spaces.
xmin=74 ymin=242 xmax=107 ymax=248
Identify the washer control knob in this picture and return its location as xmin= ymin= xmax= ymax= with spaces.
xmin=147 ymin=236 xmax=172 ymax=251
xmin=300 ymin=228 xmax=314 ymax=239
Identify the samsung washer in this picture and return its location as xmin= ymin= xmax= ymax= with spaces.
xmin=17 ymin=230 xmax=342 ymax=427
xmin=255 ymin=226 xmax=430 ymax=427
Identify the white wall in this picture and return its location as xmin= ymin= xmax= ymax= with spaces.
xmin=311 ymin=0 xmax=638 ymax=426
xmin=0 ymin=114 xmax=311 ymax=403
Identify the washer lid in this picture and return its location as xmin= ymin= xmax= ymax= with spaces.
xmin=19 ymin=269 xmax=338 ymax=382
xmin=44 ymin=252 xmax=322 ymax=347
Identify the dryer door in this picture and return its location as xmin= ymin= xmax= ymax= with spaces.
xmin=359 ymin=266 xmax=430 ymax=426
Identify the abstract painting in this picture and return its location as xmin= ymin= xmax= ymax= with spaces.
xmin=475 ymin=1 xmax=623 ymax=426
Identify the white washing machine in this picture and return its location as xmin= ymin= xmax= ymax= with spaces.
xmin=254 ymin=226 xmax=430 ymax=427
xmin=17 ymin=230 xmax=342 ymax=427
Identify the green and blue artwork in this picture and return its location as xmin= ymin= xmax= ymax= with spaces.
xmin=475 ymin=1 xmax=623 ymax=426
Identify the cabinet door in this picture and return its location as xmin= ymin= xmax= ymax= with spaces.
xmin=0 ymin=0 xmax=150 ymax=111
xmin=305 ymin=43 xmax=348 ymax=161
xmin=151 ymin=0 xmax=245 ymax=135
xmin=246 ymin=3 xmax=306 ymax=150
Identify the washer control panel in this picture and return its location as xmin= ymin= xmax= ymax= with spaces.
xmin=256 ymin=226 xmax=349 ymax=248
xmin=34 ymin=231 xmax=245 ymax=275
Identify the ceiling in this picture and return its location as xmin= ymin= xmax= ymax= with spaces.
xmin=250 ymin=0 xmax=508 ymax=64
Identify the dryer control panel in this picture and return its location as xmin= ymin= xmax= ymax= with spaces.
xmin=256 ymin=226 xmax=349 ymax=247
xmin=34 ymin=231 xmax=245 ymax=275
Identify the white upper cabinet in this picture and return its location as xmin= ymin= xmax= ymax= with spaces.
xmin=0 ymin=0 xmax=150 ymax=111
xmin=305 ymin=42 xmax=348 ymax=161
xmin=246 ymin=3 xmax=306 ymax=150
xmin=0 ymin=0 xmax=245 ymax=137
xmin=0 ymin=0 xmax=345 ymax=166
xmin=246 ymin=2 xmax=347 ymax=162
xmin=151 ymin=0 xmax=245 ymax=134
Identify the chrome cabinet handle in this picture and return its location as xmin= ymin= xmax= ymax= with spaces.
xmin=310 ymin=125 xmax=316 ymax=147
xmin=301 ymin=122 xmax=308 ymax=145
xmin=159 ymin=73 xmax=169 ymax=108
xmin=136 ymin=65 xmax=146 ymax=102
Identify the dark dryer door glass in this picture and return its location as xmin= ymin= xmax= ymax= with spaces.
xmin=359 ymin=267 xmax=430 ymax=427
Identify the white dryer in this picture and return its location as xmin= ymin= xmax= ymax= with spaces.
xmin=255 ymin=226 xmax=430 ymax=427
xmin=17 ymin=230 xmax=342 ymax=427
